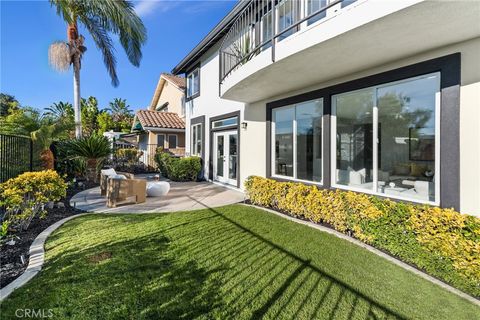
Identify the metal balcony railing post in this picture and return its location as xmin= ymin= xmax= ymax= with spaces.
xmin=271 ymin=0 xmax=276 ymax=62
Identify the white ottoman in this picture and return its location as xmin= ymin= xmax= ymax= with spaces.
xmin=146 ymin=181 xmax=170 ymax=197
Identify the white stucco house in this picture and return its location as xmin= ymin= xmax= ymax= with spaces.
xmin=172 ymin=0 xmax=480 ymax=216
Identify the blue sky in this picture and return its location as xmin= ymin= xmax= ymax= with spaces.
xmin=0 ymin=0 xmax=236 ymax=111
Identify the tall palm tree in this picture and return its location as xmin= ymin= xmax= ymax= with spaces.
xmin=48 ymin=0 xmax=147 ymax=138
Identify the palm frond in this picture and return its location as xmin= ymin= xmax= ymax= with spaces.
xmin=80 ymin=15 xmax=119 ymax=86
xmin=77 ymin=0 xmax=147 ymax=66
xmin=49 ymin=0 xmax=146 ymax=86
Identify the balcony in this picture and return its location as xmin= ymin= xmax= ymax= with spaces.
xmin=219 ymin=0 xmax=480 ymax=102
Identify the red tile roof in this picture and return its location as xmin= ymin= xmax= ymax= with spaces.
xmin=136 ymin=110 xmax=185 ymax=129
xmin=162 ymin=73 xmax=186 ymax=89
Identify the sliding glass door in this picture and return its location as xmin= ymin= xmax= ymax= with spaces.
xmin=332 ymin=73 xmax=440 ymax=204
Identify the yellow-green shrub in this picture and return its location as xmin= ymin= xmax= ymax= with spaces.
xmin=0 ymin=170 xmax=67 ymax=231
xmin=244 ymin=176 xmax=480 ymax=297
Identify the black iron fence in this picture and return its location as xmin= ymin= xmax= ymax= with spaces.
xmin=0 ymin=133 xmax=34 ymax=183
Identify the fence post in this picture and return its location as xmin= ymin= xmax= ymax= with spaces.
xmin=30 ymin=138 xmax=33 ymax=172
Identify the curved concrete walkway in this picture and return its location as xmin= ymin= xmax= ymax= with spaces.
xmin=70 ymin=181 xmax=245 ymax=213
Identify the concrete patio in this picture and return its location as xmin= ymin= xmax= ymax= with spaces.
xmin=70 ymin=179 xmax=245 ymax=213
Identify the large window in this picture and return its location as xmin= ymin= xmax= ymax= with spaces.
xmin=332 ymin=73 xmax=440 ymax=204
xmin=187 ymin=68 xmax=200 ymax=99
xmin=272 ymin=99 xmax=323 ymax=183
xmin=191 ymin=123 xmax=202 ymax=156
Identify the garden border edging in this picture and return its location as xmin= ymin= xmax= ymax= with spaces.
xmin=241 ymin=203 xmax=480 ymax=306
xmin=0 ymin=213 xmax=89 ymax=302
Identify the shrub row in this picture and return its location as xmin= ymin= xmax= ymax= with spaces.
xmin=0 ymin=170 xmax=67 ymax=234
xmin=244 ymin=176 xmax=480 ymax=297
xmin=154 ymin=151 xmax=202 ymax=182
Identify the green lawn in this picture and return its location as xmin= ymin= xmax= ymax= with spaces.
xmin=1 ymin=204 xmax=478 ymax=319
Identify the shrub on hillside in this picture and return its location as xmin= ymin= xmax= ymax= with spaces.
xmin=154 ymin=151 xmax=201 ymax=182
xmin=244 ymin=176 xmax=480 ymax=297
xmin=0 ymin=170 xmax=67 ymax=231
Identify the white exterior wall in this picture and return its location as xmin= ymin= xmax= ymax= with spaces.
xmin=185 ymin=42 xmax=245 ymax=181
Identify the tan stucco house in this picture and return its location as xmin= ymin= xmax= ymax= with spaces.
xmin=132 ymin=73 xmax=186 ymax=167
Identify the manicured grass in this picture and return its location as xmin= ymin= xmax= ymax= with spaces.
xmin=1 ymin=204 xmax=478 ymax=319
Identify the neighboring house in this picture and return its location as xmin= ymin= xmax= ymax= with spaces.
xmin=172 ymin=0 xmax=480 ymax=216
xmin=132 ymin=73 xmax=186 ymax=167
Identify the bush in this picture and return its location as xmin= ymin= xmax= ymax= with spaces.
xmin=244 ymin=176 xmax=480 ymax=297
xmin=115 ymin=148 xmax=142 ymax=165
xmin=59 ymin=134 xmax=111 ymax=182
xmin=154 ymin=151 xmax=201 ymax=181
xmin=0 ymin=170 xmax=67 ymax=231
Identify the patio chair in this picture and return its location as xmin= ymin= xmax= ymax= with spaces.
xmin=100 ymin=169 xmax=135 ymax=196
xmin=106 ymin=178 xmax=147 ymax=208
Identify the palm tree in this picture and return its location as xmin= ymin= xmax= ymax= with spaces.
xmin=106 ymin=98 xmax=132 ymax=122
xmin=48 ymin=0 xmax=147 ymax=138
xmin=45 ymin=101 xmax=74 ymax=120
xmin=60 ymin=134 xmax=111 ymax=182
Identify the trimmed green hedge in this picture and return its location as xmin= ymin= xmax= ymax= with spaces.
xmin=244 ymin=176 xmax=480 ymax=298
xmin=154 ymin=151 xmax=201 ymax=182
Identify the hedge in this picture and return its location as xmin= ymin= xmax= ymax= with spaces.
xmin=154 ymin=151 xmax=202 ymax=182
xmin=244 ymin=176 xmax=480 ymax=298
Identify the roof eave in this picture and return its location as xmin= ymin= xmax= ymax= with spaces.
xmin=171 ymin=1 xmax=249 ymax=75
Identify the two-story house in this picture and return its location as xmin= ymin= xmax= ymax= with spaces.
xmin=132 ymin=73 xmax=186 ymax=167
xmin=172 ymin=0 xmax=480 ymax=216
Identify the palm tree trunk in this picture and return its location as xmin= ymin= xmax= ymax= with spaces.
xmin=73 ymin=54 xmax=82 ymax=139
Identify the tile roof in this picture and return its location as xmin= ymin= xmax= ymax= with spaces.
xmin=136 ymin=110 xmax=185 ymax=129
xmin=162 ymin=73 xmax=186 ymax=89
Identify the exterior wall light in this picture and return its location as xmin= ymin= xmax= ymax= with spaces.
xmin=241 ymin=122 xmax=248 ymax=130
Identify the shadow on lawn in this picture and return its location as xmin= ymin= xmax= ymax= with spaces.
xmin=3 ymin=205 xmax=408 ymax=319
xmin=178 ymin=201 xmax=408 ymax=320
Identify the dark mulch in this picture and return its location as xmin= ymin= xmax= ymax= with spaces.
xmin=0 ymin=181 xmax=98 ymax=289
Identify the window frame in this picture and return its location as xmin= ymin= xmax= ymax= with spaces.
xmin=266 ymin=53 xmax=460 ymax=209
xmin=270 ymin=99 xmax=324 ymax=185
xmin=168 ymin=134 xmax=178 ymax=149
xmin=186 ymin=65 xmax=200 ymax=100
xmin=157 ymin=134 xmax=165 ymax=148
xmin=330 ymin=72 xmax=441 ymax=206
xmin=191 ymin=123 xmax=203 ymax=156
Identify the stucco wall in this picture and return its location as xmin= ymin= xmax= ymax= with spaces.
xmin=148 ymin=131 xmax=185 ymax=148
xmin=186 ymin=34 xmax=479 ymax=215
xmin=185 ymin=42 xmax=245 ymax=180
xmin=154 ymin=81 xmax=185 ymax=118
xmin=242 ymin=37 xmax=480 ymax=215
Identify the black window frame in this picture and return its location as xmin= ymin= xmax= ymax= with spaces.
xmin=266 ymin=53 xmax=461 ymax=210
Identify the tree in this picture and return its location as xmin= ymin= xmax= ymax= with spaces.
xmin=97 ymin=111 xmax=114 ymax=134
xmin=48 ymin=0 xmax=147 ymax=138
xmin=80 ymin=96 xmax=100 ymax=136
xmin=0 ymin=107 xmax=44 ymax=137
xmin=0 ymin=93 xmax=19 ymax=116
xmin=106 ymin=98 xmax=133 ymax=132
xmin=45 ymin=101 xmax=74 ymax=120
xmin=60 ymin=135 xmax=111 ymax=182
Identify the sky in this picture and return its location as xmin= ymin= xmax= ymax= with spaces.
xmin=0 ymin=0 xmax=236 ymax=111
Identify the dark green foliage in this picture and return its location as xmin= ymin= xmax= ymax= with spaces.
xmin=154 ymin=151 xmax=201 ymax=181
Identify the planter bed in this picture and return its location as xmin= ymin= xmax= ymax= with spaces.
xmin=0 ymin=182 xmax=97 ymax=288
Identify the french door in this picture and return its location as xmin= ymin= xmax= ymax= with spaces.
xmin=213 ymin=130 xmax=238 ymax=186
